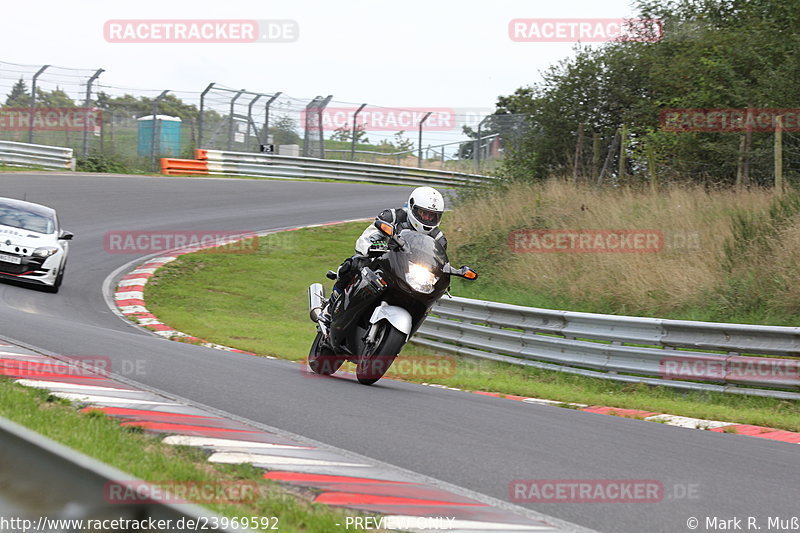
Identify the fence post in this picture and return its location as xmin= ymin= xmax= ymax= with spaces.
xmin=350 ymin=103 xmax=367 ymax=161
xmin=417 ymin=112 xmax=432 ymax=168
xmin=775 ymin=115 xmax=783 ymax=195
xmin=592 ymin=132 xmax=600 ymax=182
xmin=82 ymin=68 xmax=104 ymax=157
xmin=246 ymin=94 xmax=263 ymax=150
xmin=150 ymin=90 xmax=169 ymax=172
xmin=262 ymin=92 xmax=281 ymax=146
xmin=317 ymin=95 xmax=332 ymax=159
xmin=646 ymin=143 xmax=657 ymax=192
xmin=573 ymin=122 xmax=584 ymax=182
xmin=303 ymin=95 xmax=332 ymax=158
xmin=618 ymin=123 xmax=628 ymax=182
xmin=227 ymin=90 xmax=245 ymax=151
xmin=197 ymin=82 xmax=215 ymax=150
xmin=27 ymin=65 xmax=50 ymax=144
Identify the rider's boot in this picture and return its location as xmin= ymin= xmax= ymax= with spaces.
xmin=318 ymin=286 xmax=341 ymax=331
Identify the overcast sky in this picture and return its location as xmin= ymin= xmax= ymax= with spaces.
xmin=3 ymin=0 xmax=641 ymax=108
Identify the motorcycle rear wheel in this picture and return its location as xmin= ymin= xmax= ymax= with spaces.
xmin=308 ymin=332 xmax=345 ymax=375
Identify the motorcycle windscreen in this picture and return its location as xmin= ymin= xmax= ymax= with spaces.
xmin=394 ymin=230 xmax=447 ymax=271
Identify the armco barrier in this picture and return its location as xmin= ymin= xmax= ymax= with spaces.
xmin=0 ymin=415 xmax=238 ymax=531
xmin=161 ymin=149 xmax=493 ymax=187
xmin=0 ymin=140 xmax=75 ymax=170
xmin=412 ymin=296 xmax=800 ymax=400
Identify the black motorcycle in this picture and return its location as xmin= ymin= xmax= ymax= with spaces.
xmin=307 ymin=220 xmax=477 ymax=385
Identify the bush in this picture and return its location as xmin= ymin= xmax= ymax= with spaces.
xmin=76 ymin=154 xmax=132 ymax=174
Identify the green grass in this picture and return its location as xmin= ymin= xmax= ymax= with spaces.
xmin=0 ymin=377 xmax=381 ymax=531
xmin=144 ymin=222 xmax=800 ymax=432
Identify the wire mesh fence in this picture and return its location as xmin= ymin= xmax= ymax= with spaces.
xmin=0 ymin=60 xmax=526 ymax=174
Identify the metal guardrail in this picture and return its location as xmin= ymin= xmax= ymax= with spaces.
xmin=413 ymin=296 xmax=800 ymax=400
xmin=0 ymin=141 xmax=75 ymax=171
xmin=161 ymin=149 xmax=494 ymax=188
xmin=0 ymin=415 xmax=240 ymax=531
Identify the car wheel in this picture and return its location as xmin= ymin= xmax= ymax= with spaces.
xmin=44 ymin=261 xmax=65 ymax=293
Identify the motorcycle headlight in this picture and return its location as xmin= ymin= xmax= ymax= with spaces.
xmin=405 ymin=263 xmax=439 ymax=294
xmin=32 ymin=247 xmax=59 ymax=258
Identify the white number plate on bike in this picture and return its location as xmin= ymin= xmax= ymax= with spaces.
xmin=0 ymin=253 xmax=21 ymax=264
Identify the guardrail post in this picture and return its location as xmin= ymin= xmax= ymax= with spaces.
xmin=197 ymin=82 xmax=215 ymax=150
xmin=150 ymin=90 xmax=169 ymax=172
xmin=417 ymin=112 xmax=432 ymax=168
xmin=350 ymin=103 xmax=367 ymax=161
xmin=227 ymin=90 xmax=245 ymax=151
xmin=82 ymin=68 xmax=104 ymax=157
xmin=27 ymin=65 xmax=49 ymax=144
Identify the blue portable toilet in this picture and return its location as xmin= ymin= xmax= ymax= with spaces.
xmin=137 ymin=115 xmax=182 ymax=157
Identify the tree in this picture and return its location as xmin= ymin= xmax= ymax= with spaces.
xmin=4 ymin=78 xmax=30 ymax=107
xmin=497 ymin=0 xmax=800 ymax=184
xmin=37 ymin=86 xmax=76 ymax=108
xmin=270 ymin=115 xmax=301 ymax=145
xmin=388 ymin=131 xmax=414 ymax=152
xmin=330 ymin=123 xmax=369 ymax=144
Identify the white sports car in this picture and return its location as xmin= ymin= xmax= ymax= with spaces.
xmin=0 ymin=198 xmax=72 ymax=293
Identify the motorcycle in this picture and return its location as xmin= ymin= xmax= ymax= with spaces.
xmin=307 ymin=219 xmax=477 ymax=385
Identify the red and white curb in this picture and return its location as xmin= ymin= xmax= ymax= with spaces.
xmin=1 ymin=340 xmax=582 ymax=533
xmin=420 ymin=386 xmax=800 ymax=445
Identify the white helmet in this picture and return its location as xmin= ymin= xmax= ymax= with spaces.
xmin=406 ymin=186 xmax=444 ymax=234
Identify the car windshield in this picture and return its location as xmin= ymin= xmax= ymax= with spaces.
xmin=0 ymin=203 xmax=55 ymax=234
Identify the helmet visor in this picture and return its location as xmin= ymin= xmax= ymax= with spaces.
xmin=412 ymin=205 xmax=442 ymax=226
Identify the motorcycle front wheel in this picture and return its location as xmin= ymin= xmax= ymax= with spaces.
xmin=356 ymin=322 xmax=406 ymax=385
xmin=308 ymin=332 xmax=345 ymax=376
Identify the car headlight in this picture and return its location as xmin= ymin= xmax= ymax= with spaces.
xmin=32 ymin=247 xmax=59 ymax=258
xmin=405 ymin=263 xmax=439 ymax=294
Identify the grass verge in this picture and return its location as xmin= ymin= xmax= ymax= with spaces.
xmin=0 ymin=376 xmax=383 ymax=531
xmin=144 ymin=222 xmax=800 ymax=432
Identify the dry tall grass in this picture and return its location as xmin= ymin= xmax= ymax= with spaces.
xmin=447 ymin=180 xmax=780 ymax=316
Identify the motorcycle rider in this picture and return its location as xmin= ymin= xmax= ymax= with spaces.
xmin=318 ymin=186 xmax=447 ymax=329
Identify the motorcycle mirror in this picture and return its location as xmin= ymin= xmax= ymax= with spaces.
xmin=374 ymin=220 xmax=394 ymax=236
xmin=462 ymin=267 xmax=478 ymax=280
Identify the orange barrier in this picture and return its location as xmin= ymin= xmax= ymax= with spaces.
xmin=160 ymin=158 xmax=209 ymax=176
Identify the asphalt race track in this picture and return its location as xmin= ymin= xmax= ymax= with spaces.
xmin=1 ymin=172 xmax=798 ymax=533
